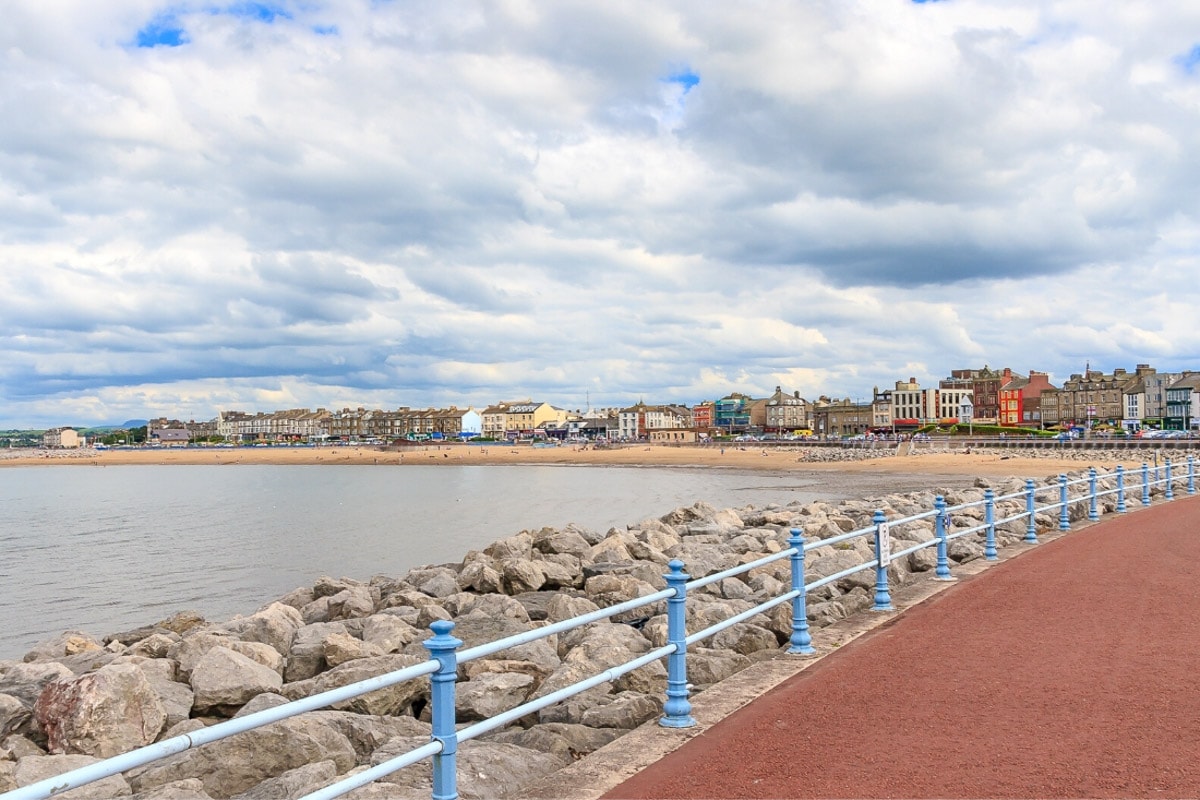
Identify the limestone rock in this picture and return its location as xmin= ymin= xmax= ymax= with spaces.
xmin=14 ymin=753 xmax=132 ymax=798
xmin=285 ymin=622 xmax=348 ymax=682
xmin=126 ymin=714 xmax=356 ymax=798
xmin=219 ymin=603 xmax=304 ymax=657
xmin=231 ymin=759 xmax=337 ymax=799
xmin=457 ymin=672 xmax=535 ymax=721
xmin=0 ymin=662 xmax=74 ymax=707
xmin=1 ymin=693 xmax=30 ymax=738
xmin=190 ymin=647 xmax=283 ymax=712
xmin=22 ymin=631 xmax=103 ymax=663
xmin=34 ymin=663 xmax=166 ymax=758
xmin=281 ymin=655 xmax=427 ymax=716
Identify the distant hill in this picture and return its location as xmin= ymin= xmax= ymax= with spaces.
xmin=121 ymin=419 xmax=148 ymax=428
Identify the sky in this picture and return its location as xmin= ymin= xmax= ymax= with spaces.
xmin=2 ymin=1 xmax=1199 ymax=429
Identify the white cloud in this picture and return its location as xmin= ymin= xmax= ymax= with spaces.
xmin=2 ymin=0 xmax=1199 ymax=428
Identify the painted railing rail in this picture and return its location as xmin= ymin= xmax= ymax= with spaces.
xmin=5 ymin=457 xmax=1195 ymax=800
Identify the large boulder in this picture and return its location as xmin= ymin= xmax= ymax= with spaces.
xmin=1 ymin=692 xmax=30 ymax=737
xmin=0 ymin=662 xmax=74 ymax=707
xmin=219 ymin=603 xmax=304 ymax=657
xmin=33 ymin=663 xmax=166 ymax=758
xmin=21 ymin=631 xmax=104 ymax=663
xmin=362 ymin=737 xmax=567 ymax=800
xmin=13 ymin=754 xmax=132 ymax=798
xmin=281 ymin=655 xmax=427 ymax=716
xmin=190 ymin=647 xmax=284 ymax=712
xmin=457 ymin=672 xmax=535 ymax=721
xmin=126 ymin=714 xmax=356 ymax=799
xmin=285 ymin=622 xmax=349 ymax=682
xmin=172 ymin=632 xmax=284 ymax=680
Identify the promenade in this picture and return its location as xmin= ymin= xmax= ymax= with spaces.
xmin=531 ymin=493 xmax=1200 ymax=799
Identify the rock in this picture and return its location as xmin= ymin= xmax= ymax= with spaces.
xmin=127 ymin=715 xmax=356 ymax=798
xmin=131 ymin=777 xmax=214 ymax=798
xmin=325 ymin=586 xmax=377 ymax=620
xmin=545 ymin=594 xmax=601 ymax=623
xmin=190 ymin=647 xmax=284 ymax=712
xmin=360 ymin=615 xmax=421 ymax=654
xmin=0 ymin=662 xmax=74 ymax=707
xmin=443 ymin=592 xmax=531 ymax=622
xmin=322 ymin=632 xmax=385 ymax=667
xmin=127 ymin=634 xmax=181 ymax=660
xmin=14 ymin=753 xmax=132 ymax=798
xmin=172 ymin=632 xmax=284 ymax=681
xmin=709 ymin=622 xmax=781 ymax=656
xmin=281 ymin=655 xmax=427 ymax=716
xmin=219 ymin=603 xmax=304 ymax=657
xmin=457 ymin=560 xmax=504 ymax=594
xmin=230 ymin=759 xmax=337 ymax=799
xmin=443 ymin=612 xmax=560 ymax=672
xmin=501 ymin=559 xmax=546 ymax=594
xmin=485 ymin=722 xmax=623 ymax=762
xmin=22 ymin=631 xmax=104 ymax=663
xmin=457 ymin=672 xmax=535 ymax=721
xmin=34 ymin=663 xmax=166 ymax=758
xmin=685 ymin=648 xmax=752 ymax=687
xmin=535 ymin=557 xmax=584 ymax=589
xmin=579 ymin=691 xmax=660 ymax=729
xmin=531 ymin=528 xmax=593 ymax=559
xmin=304 ymin=710 xmax=430 ymax=761
xmin=1 ymin=693 xmax=30 ymax=738
xmin=231 ymin=692 xmax=290 ymax=719
xmin=142 ymin=674 xmax=194 ymax=730
xmin=312 ymin=576 xmax=362 ymax=599
xmin=367 ymin=738 xmax=567 ymax=800
xmin=483 ymin=532 xmax=534 ymax=562
xmin=285 ymin=622 xmax=349 ymax=682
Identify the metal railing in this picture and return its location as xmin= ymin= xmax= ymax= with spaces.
xmin=6 ymin=456 xmax=1196 ymax=800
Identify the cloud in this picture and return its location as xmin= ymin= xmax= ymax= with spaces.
xmin=2 ymin=0 xmax=1199 ymax=428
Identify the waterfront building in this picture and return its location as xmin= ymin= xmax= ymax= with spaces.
xmin=1043 ymin=367 xmax=1140 ymax=429
xmin=1164 ymin=372 xmax=1200 ymax=431
xmin=811 ymin=397 xmax=872 ymax=438
xmin=763 ymin=386 xmax=810 ymax=434
xmin=998 ymin=371 xmax=1054 ymax=428
xmin=617 ymin=402 xmax=691 ymax=440
xmin=714 ymin=393 xmax=754 ymax=435
xmin=42 ymin=427 xmax=80 ymax=449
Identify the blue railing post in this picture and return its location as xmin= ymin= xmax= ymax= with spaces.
xmin=934 ymin=495 xmax=954 ymax=580
xmin=660 ymin=560 xmax=695 ymax=728
xmin=1142 ymin=462 xmax=1151 ymax=506
xmin=1189 ymin=455 xmax=1196 ymax=495
xmin=1088 ymin=467 xmax=1099 ymax=522
xmin=984 ymin=488 xmax=997 ymax=561
xmin=787 ymin=530 xmax=815 ymax=655
xmin=424 ymin=620 xmax=462 ymax=800
xmin=1117 ymin=465 xmax=1127 ymax=513
xmin=1024 ymin=478 xmax=1039 ymax=543
xmin=1165 ymin=459 xmax=1174 ymax=500
xmin=1058 ymin=474 xmax=1070 ymax=531
xmin=872 ymin=510 xmax=893 ymax=611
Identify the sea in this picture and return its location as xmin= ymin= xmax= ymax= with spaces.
xmin=0 ymin=463 xmax=938 ymax=660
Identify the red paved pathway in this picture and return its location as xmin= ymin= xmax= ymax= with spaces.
xmin=605 ymin=494 xmax=1200 ymax=799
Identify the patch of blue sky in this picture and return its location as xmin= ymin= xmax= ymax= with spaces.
xmin=1176 ymin=44 xmax=1200 ymax=74
xmin=219 ymin=2 xmax=293 ymax=23
xmin=312 ymin=24 xmax=338 ymax=36
xmin=911 ymin=0 xmax=947 ymax=4
xmin=664 ymin=69 xmax=700 ymax=94
xmin=135 ymin=16 xmax=188 ymax=47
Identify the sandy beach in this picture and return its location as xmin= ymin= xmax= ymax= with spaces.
xmin=0 ymin=441 xmax=1147 ymax=480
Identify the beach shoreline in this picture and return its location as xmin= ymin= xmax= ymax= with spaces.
xmin=0 ymin=441 xmax=1145 ymax=480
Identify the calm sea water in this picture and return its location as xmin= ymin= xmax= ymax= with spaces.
xmin=0 ymin=463 xmax=865 ymax=660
